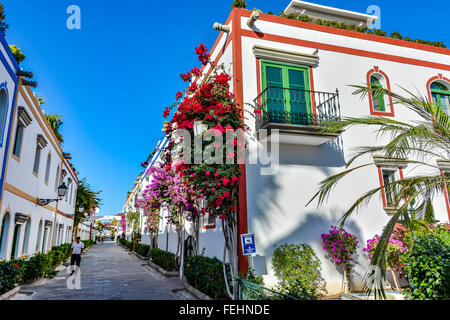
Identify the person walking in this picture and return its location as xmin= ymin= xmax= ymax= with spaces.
xmin=68 ymin=237 xmax=84 ymax=272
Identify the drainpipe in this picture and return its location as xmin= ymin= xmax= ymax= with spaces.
xmin=247 ymin=11 xmax=260 ymax=28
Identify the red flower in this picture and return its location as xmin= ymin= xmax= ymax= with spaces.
xmin=205 ymin=171 xmax=211 ymax=176
xmin=191 ymin=67 xmax=201 ymax=77
xmin=18 ymin=276 xmax=21 ymax=280
xmin=254 ymin=109 xmax=262 ymax=115
xmin=176 ymin=92 xmax=183 ymax=101
xmin=14 ymin=264 xmax=18 ymax=269
xmin=220 ymin=214 xmax=227 ymax=220
xmin=223 ymin=191 xmax=230 ymax=198
xmin=188 ymin=82 xmax=198 ymax=93
xmin=192 ymin=174 xmax=197 ymax=178
xmin=163 ymin=107 xmax=170 ymax=118
xmin=180 ymin=72 xmax=192 ymax=82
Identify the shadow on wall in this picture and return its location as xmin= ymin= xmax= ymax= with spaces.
xmin=278 ymin=136 xmax=345 ymax=167
xmin=252 ymin=210 xmax=370 ymax=292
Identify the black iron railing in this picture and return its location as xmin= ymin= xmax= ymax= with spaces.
xmin=253 ymin=86 xmax=341 ymax=130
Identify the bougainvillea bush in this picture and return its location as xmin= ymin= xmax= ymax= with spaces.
xmin=364 ymin=234 xmax=407 ymax=272
xmin=138 ymin=43 xmax=247 ymax=298
xmin=321 ymin=226 xmax=359 ymax=274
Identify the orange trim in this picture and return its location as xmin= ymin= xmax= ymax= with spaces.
xmin=367 ymin=67 xmax=395 ymax=117
xmin=240 ymin=29 xmax=450 ymax=72
xmin=377 ymin=167 xmax=387 ymax=207
xmin=203 ymin=34 xmax=233 ymax=83
xmin=440 ymin=170 xmax=450 ymax=223
xmin=309 ymin=66 xmax=317 ymax=124
xmin=231 ymin=9 xmax=248 ymax=276
xmin=426 ymin=74 xmax=450 ymax=104
xmin=236 ymin=8 xmax=450 ymax=56
xmin=203 ymin=225 xmax=216 ymax=230
xmin=199 ymin=11 xmax=234 ymax=77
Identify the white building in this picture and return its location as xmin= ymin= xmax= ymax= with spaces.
xmin=125 ymin=1 xmax=450 ymax=294
xmin=0 ymin=35 xmax=78 ymax=260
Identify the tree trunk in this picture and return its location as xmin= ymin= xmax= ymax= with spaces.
xmin=222 ymin=210 xmax=239 ymax=300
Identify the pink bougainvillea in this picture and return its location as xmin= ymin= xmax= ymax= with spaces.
xmin=321 ymin=226 xmax=359 ymax=274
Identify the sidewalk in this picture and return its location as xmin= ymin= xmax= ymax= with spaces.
xmin=11 ymin=240 xmax=189 ymax=300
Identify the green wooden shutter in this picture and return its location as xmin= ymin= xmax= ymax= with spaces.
xmin=370 ymin=76 xmax=386 ymax=112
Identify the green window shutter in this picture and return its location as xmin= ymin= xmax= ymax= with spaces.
xmin=370 ymin=76 xmax=386 ymax=112
xmin=13 ymin=122 xmax=24 ymax=158
xmin=261 ymin=60 xmax=311 ymax=123
xmin=430 ymin=82 xmax=450 ymax=114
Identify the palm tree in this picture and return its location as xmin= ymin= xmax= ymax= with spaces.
xmin=308 ymin=84 xmax=449 ymax=298
xmin=75 ymin=178 xmax=102 ymax=226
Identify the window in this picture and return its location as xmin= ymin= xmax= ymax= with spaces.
xmin=35 ymin=220 xmax=43 ymax=252
xmin=12 ymin=107 xmax=31 ymax=159
xmin=33 ymin=145 xmax=42 ymax=175
xmin=370 ymin=76 xmax=385 ymax=112
xmin=0 ymin=88 xmax=8 ymax=146
xmin=12 ymin=121 xmax=24 ymax=159
xmin=381 ymin=169 xmax=399 ymax=208
xmin=261 ymin=60 xmax=312 ymax=125
xmin=10 ymin=224 xmax=21 ymax=258
xmin=0 ymin=212 xmax=10 ymax=259
xmin=430 ymin=82 xmax=450 ymax=114
xmin=203 ymin=212 xmax=216 ymax=229
xmin=367 ymin=68 xmax=394 ymax=116
xmin=22 ymin=219 xmax=30 ymax=255
xmin=44 ymin=153 xmax=51 ymax=184
xmin=55 ymin=165 xmax=60 ymax=190
xmin=33 ymin=135 xmax=48 ymax=175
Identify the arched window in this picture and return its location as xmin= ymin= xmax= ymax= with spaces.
xmin=44 ymin=153 xmax=51 ymax=184
xmin=367 ymin=67 xmax=395 ymax=116
xmin=370 ymin=75 xmax=385 ymax=112
xmin=0 ymin=212 xmax=11 ymax=259
xmin=430 ymin=82 xmax=450 ymax=114
xmin=0 ymin=88 xmax=8 ymax=146
xmin=22 ymin=219 xmax=31 ymax=255
xmin=35 ymin=220 xmax=43 ymax=252
xmin=55 ymin=165 xmax=60 ymax=190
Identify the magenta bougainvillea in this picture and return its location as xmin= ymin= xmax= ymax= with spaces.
xmin=363 ymin=235 xmax=407 ymax=271
xmin=321 ymin=226 xmax=359 ymax=274
xmin=119 ymin=214 xmax=127 ymax=234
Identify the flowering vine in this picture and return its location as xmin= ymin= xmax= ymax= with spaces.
xmin=321 ymin=226 xmax=359 ymax=274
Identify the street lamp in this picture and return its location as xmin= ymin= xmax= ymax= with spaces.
xmin=37 ymin=183 xmax=68 ymax=206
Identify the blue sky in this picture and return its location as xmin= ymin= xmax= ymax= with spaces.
xmin=2 ymin=0 xmax=448 ymax=216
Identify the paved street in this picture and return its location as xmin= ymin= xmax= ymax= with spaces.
xmin=12 ymin=241 xmax=192 ymax=300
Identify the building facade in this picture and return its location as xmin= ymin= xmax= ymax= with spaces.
xmin=0 ymin=34 xmax=78 ymax=261
xmin=125 ymin=1 xmax=450 ymax=294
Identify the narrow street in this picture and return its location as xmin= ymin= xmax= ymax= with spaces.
xmin=12 ymin=241 xmax=192 ymax=300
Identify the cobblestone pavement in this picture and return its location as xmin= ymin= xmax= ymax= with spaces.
xmin=12 ymin=240 xmax=192 ymax=300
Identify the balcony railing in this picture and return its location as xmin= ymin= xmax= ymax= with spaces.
xmin=254 ymin=86 xmax=341 ymax=130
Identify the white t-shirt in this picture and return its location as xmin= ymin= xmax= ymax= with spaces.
xmin=72 ymin=241 xmax=84 ymax=255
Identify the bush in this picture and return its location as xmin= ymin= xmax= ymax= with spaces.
xmin=22 ymin=253 xmax=48 ymax=281
xmin=0 ymin=259 xmax=23 ymax=294
xmin=402 ymin=226 xmax=450 ymax=300
xmin=184 ymin=255 xmax=231 ymax=300
xmin=272 ymin=243 xmax=325 ymax=299
xmin=150 ymin=248 xmax=178 ymax=271
xmin=82 ymin=239 xmax=96 ymax=248
xmin=135 ymin=243 xmax=150 ymax=257
xmin=231 ymin=0 xmax=246 ymax=9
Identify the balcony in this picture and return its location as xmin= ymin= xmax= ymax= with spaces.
xmin=254 ymin=86 xmax=343 ymax=146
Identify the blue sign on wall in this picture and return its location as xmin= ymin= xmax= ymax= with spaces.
xmin=241 ymin=233 xmax=256 ymax=256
